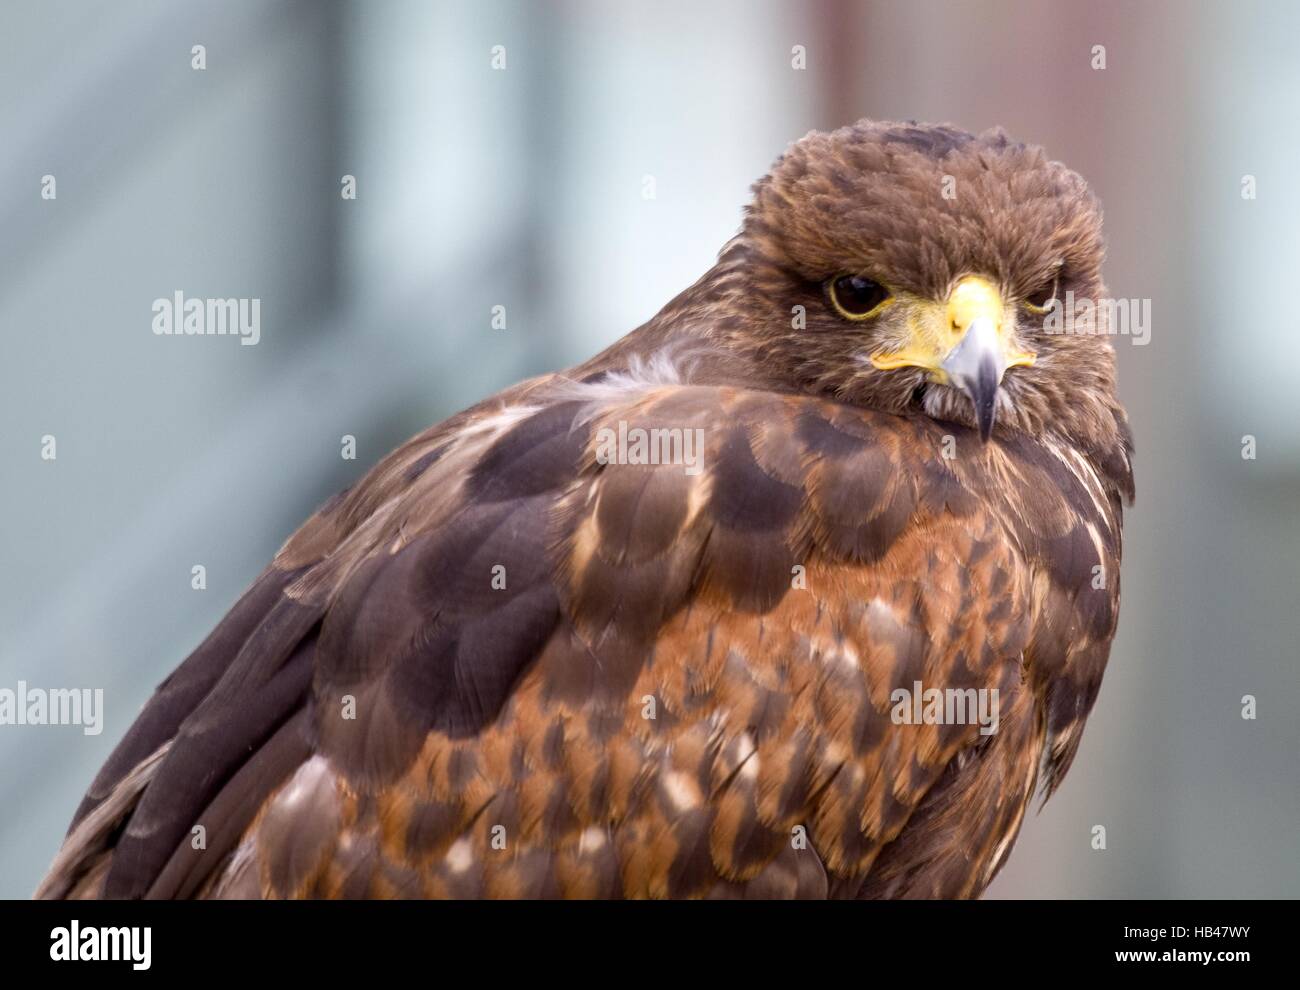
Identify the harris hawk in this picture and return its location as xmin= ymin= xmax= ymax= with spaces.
xmin=39 ymin=120 xmax=1133 ymax=900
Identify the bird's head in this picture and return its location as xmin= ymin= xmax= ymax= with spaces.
xmin=717 ymin=120 xmax=1125 ymax=459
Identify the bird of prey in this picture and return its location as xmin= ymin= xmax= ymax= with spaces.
xmin=40 ymin=120 xmax=1133 ymax=900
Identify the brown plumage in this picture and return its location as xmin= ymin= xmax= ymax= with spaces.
xmin=39 ymin=119 xmax=1133 ymax=900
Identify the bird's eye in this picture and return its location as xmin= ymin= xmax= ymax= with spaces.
xmin=827 ymin=274 xmax=892 ymax=320
xmin=1023 ymin=276 xmax=1060 ymax=315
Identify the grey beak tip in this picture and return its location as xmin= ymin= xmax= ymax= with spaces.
xmin=972 ymin=356 xmax=1000 ymax=443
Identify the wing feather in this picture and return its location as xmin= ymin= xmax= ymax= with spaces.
xmin=40 ymin=375 xmax=1124 ymax=899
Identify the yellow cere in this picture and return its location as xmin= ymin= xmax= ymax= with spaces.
xmin=870 ymin=275 xmax=1035 ymax=376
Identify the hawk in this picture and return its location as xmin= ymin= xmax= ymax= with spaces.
xmin=40 ymin=120 xmax=1133 ymax=900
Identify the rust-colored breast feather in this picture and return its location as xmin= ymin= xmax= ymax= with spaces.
xmin=39 ymin=380 xmax=1125 ymax=900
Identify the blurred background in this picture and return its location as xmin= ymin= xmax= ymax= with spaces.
xmin=2 ymin=0 xmax=1297 ymax=899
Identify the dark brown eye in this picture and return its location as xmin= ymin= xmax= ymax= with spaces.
xmin=828 ymin=274 xmax=892 ymax=320
xmin=1024 ymin=276 xmax=1060 ymax=314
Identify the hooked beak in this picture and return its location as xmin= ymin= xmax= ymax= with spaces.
xmin=870 ymin=275 xmax=1035 ymax=443
xmin=940 ymin=313 xmax=1002 ymax=442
